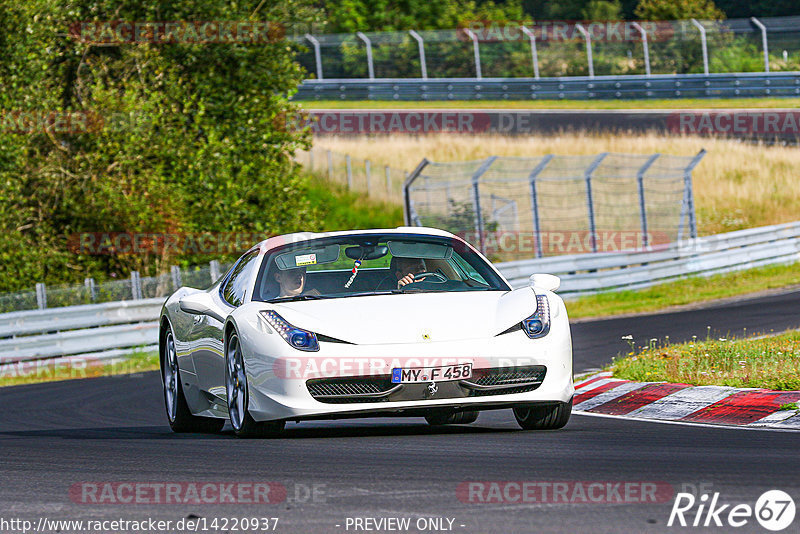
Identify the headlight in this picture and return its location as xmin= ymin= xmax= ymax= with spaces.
xmin=259 ymin=310 xmax=319 ymax=351
xmin=522 ymin=295 xmax=550 ymax=339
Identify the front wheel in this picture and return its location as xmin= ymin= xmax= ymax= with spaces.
xmin=225 ymin=331 xmax=285 ymax=438
xmin=161 ymin=327 xmax=224 ymax=434
xmin=513 ymin=398 xmax=572 ymax=430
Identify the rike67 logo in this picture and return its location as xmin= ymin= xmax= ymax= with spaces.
xmin=668 ymin=490 xmax=795 ymax=531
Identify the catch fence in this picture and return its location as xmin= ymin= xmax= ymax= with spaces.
xmin=404 ymin=152 xmax=705 ymax=261
xmin=291 ymin=17 xmax=800 ymax=81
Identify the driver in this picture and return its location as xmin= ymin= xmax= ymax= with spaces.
xmin=394 ymin=257 xmax=428 ymax=288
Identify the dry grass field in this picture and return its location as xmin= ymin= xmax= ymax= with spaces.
xmin=313 ymin=133 xmax=800 ymax=235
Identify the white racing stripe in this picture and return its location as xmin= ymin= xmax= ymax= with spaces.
xmin=573 ymin=377 xmax=625 ymax=395
xmin=625 ymin=385 xmax=741 ymax=420
xmin=572 ymin=381 xmax=650 ymax=411
xmin=573 ymin=371 xmax=611 ymax=389
xmin=748 ymin=410 xmax=799 ymax=426
xmin=573 ymin=410 xmax=800 ymax=433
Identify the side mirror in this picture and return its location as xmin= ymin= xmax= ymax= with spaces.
xmin=529 ymin=273 xmax=560 ymax=292
xmin=179 ymin=292 xmax=225 ymax=322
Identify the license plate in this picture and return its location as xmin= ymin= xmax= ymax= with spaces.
xmin=391 ymin=363 xmax=472 ymax=383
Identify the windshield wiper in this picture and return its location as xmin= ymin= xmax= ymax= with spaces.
xmin=269 ymin=294 xmax=330 ymax=303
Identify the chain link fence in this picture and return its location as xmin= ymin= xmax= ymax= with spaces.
xmin=0 ymin=261 xmax=233 ymax=313
xmin=404 ymin=152 xmax=705 ymax=261
xmin=292 ymin=17 xmax=800 ymax=80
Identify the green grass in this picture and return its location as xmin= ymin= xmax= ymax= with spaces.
xmin=299 ymin=97 xmax=800 ymax=110
xmin=567 ymin=262 xmax=800 ymax=319
xmin=780 ymin=403 xmax=799 ymax=411
xmin=305 ymin=175 xmax=404 ymax=231
xmin=0 ymin=350 xmax=159 ymax=388
xmin=611 ymin=330 xmax=800 ymax=390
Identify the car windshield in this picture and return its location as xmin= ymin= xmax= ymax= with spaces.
xmin=253 ymin=233 xmax=510 ymax=303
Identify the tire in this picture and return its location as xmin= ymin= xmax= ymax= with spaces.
xmin=513 ymin=397 xmax=572 ymax=430
xmin=225 ymin=330 xmax=285 ymax=438
xmin=161 ymin=326 xmax=225 ymax=434
xmin=424 ymin=409 xmax=479 ymax=426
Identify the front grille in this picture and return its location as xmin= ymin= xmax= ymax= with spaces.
xmin=307 ymin=376 xmax=395 ymax=403
xmin=306 ymin=365 xmax=547 ymax=403
xmin=464 ymin=365 xmax=546 ymax=397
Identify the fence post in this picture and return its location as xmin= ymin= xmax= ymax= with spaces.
xmin=527 ymin=155 xmax=554 ymax=258
xmin=690 ymin=19 xmax=709 ymax=75
xmin=309 ymin=148 xmax=314 ymax=171
xmin=471 ymin=156 xmax=498 ymax=253
xmin=365 ymin=159 xmax=371 ymax=195
xmin=409 ymin=30 xmax=427 ymax=79
xmin=304 ymin=34 xmax=323 ymax=80
xmin=683 ymin=149 xmax=706 ymax=241
xmin=463 ymin=29 xmax=482 ymax=79
xmin=750 ymin=17 xmax=769 ymax=73
xmin=632 ymin=22 xmax=651 ymax=76
xmin=521 ymin=26 xmax=540 ymax=79
xmin=171 ymin=265 xmax=182 ymax=290
xmin=575 ymin=24 xmax=594 ymax=78
xmin=636 ymin=154 xmax=660 ymax=248
xmin=356 ymin=32 xmax=375 ymax=80
xmin=84 ymin=277 xmax=96 ymax=302
xmin=209 ymin=260 xmax=221 ymax=284
xmin=345 ymin=154 xmax=353 ymax=189
xmin=385 ymin=165 xmax=391 ymax=194
xmin=130 ymin=271 xmax=142 ymax=300
xmin=403 ymin=159 xmax=430 ymax=225
xmin=584 ymin=153 xmax=608 ymax=253
xmin=35 ymin=282 xmax=47 ymax=310
xmin=327 ymin=149 xmax=333 ymax=179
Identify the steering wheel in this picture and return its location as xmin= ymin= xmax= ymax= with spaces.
xmin=407 ymin=271 xmax=448 ymax=284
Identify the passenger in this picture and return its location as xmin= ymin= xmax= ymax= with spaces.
xmin=274 ymin=266 xmax=307 ymax=297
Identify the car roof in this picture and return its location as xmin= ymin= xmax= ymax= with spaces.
xmin=256 ymin=227 xmax=462 ymax=254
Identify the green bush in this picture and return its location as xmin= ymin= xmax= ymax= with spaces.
xmin=0 ymin=0 xmax=319 ymax=292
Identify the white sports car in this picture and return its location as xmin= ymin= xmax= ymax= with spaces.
xmin=159 ymin=227 xmax=573 ymax=437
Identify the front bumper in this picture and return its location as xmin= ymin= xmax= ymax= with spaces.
xmin=237 ymin=309 xmax=574 ymax=422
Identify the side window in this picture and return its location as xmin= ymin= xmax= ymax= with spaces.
xmin=222 ymin=250 xmax=260 ymax=306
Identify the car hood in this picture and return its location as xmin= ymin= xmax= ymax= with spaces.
xmin=270 ymin=288 xmax=538 ymax=345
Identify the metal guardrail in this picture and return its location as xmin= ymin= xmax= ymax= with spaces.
xmin=0 ymin=298 xmax=163 ymax=338
xmin=1 ymin=221 xmax=798 ymax=366
xmin=0 ymin=322 xmax=159 ymax=363
xmin=0 ymin=299 xmax=163 ymax=369
xmin=498 ymin=221 xmax=800 ymax=295
xmin=294 ymin=72 xmax=800 ymax=101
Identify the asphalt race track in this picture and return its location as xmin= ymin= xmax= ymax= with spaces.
xmin=1 ymin=289 xmax=799 ymax=533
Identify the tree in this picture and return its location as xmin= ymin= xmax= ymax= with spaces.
xmin=322 ymin=0 xmax=527 ymax=34
xmin=0 ymin=0 xmax=319 ymax=291
xmin=634 ymin=0 xmax=725 ymax=20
